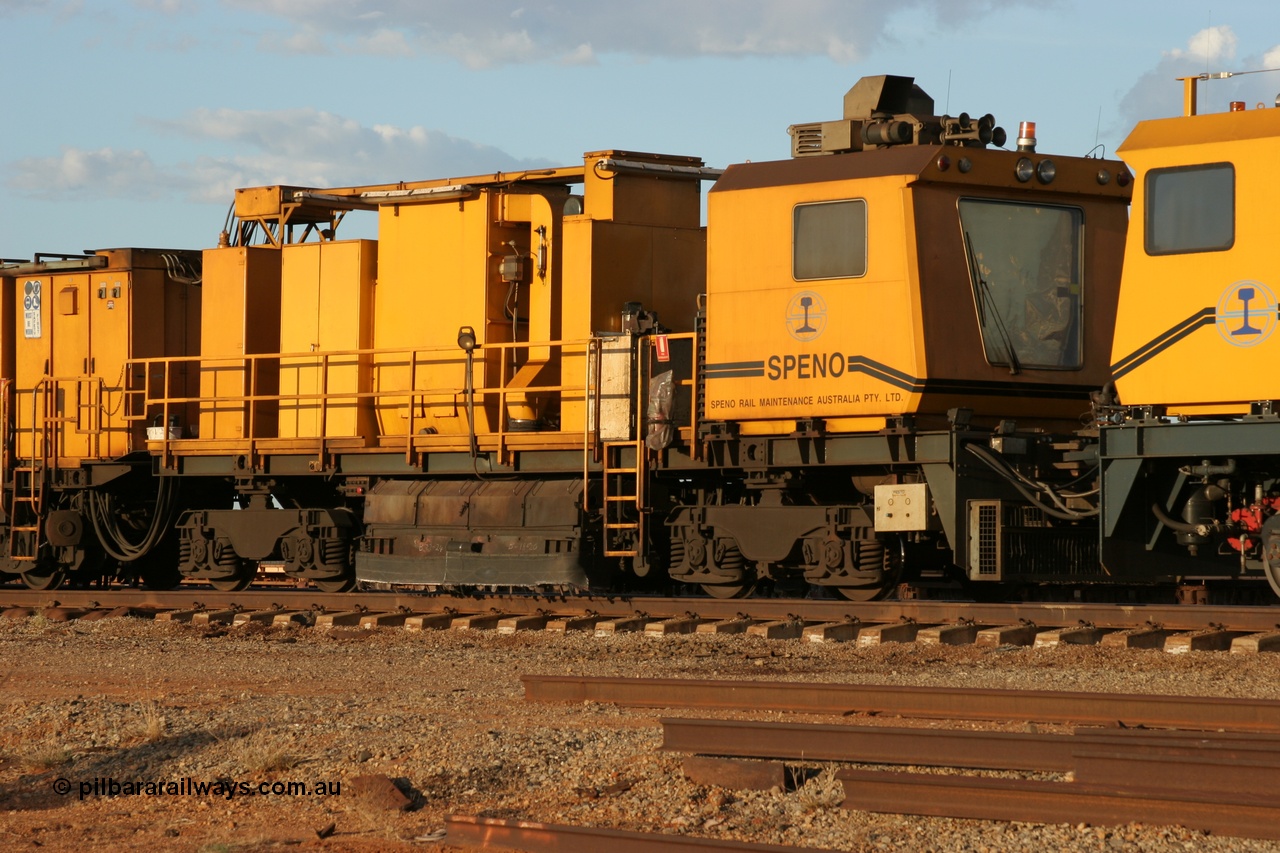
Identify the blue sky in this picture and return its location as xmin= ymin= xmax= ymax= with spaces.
xmin=5 ymin=0 xmax=1280 ymax=258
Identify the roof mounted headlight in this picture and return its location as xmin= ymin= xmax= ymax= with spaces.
xmin=1036 ymin=159 xmax=1056 ymax=184
xmin=1014 ymin=157 xmax=1034 ymax=183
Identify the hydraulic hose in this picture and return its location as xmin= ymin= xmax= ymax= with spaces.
xmin=1149 ymin=501 xmax=1201 ymax=534
xmin=87 ymin=478 xmax=179 ymax=563
xmin=964 ymin=443 xmax=1099 ymax=521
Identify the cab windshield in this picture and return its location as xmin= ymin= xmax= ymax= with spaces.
xmin=959 ymin=199 xmax=1083 ymax=371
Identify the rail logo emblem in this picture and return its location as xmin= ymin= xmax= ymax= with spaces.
xmin=1215 ymin=280 xmax=1277 ymax=347
xmin=786 ymin=290 xmax=827 ymax=342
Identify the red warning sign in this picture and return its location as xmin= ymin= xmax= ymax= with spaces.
xmin=655 ymin=334 xmax=670 ymax=362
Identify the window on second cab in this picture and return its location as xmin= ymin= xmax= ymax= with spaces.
xmin=1145 ymin=163 xmax=1234 ymax=255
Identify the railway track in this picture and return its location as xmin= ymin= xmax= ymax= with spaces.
xmin=444 ymin=815 xmax=842 ymax=852
xmin=3 ymin=589 xmax=1279 ymax=653
xmin=523 ymin=676 xmax=1280 ymax=843
xmin=667 ymin=719 xmax=1280 ymax=791
xmin=522 ymin=675 xmax=1280 ymax=730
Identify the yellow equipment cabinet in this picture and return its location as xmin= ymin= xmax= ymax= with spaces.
xmin=561 ymin=151 xmax=706 ymax=337
xmin=1110 ymin=106 xmax=1280 ymax=414
xmin=278 ymin=239 xmax=376 ymax=439
xmin=369 ymin=151 xmax=709 ymax=441
xmin=558 ymin=152 xmax=707 ymax=437
xmin=8 ymin=249 xmax=201 ymax=466
xmin=198 ymin=246 xmax=281 ymax=440
xmin=372 ymin=185 xmax=549 ymax=438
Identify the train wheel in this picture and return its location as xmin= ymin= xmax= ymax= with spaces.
xmin=833 ymin=581 xmax=894 ymax=602
xmin=698 ymin=540 xmax=751 ymax=598
xmin=1261 ymin=518 xmax=1280 ymax=599
xmin=208 ymin=560 xmax=254 ymax=592
xmin=701 ymin=581 xmax=752 ymax=598
xmin=833 ymin=537 xmax=900 ymax=601
xmin=208 ymin=575 xmax=252 ymax=592
xmin=21 ymin=568 xmax=67 ymax=591
xmin=312 ymin=576 xmax=355 ymax=593
xmin=1264 ymin=553 xmax=1280 ymax=600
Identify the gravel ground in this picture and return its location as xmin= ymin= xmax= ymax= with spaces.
xmin=0 ymin=614 xmax=1278 ymax=852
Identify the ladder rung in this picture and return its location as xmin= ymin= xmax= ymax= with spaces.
xmin=602 ymin=440 xmax=645 ymax=557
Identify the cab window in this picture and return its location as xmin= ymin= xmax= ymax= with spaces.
xmin=960 ymin=199 xmax=1084 ymax=370
xmin=793 ymin=199 xmax=867 ymax=280
xmin=1145 ymin=163 xmax=1234 ymax=254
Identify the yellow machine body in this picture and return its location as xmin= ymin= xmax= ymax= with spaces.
xmin=1111 ymin=107 xmax=1280 ymax=414
xmin=182 ymin=151 xmax=708 ymax=453
xmin=370 ymin=184 xmax=549 ymax=438
xmin=198 ymin=246 xmax=281 ymax=440
xmin=704 ymin=147 xmax=1131 ymax=434
xmin=279 ymin=239 xmax=376 ymax=439
xmin=558 ymin=154 xmax=706 ymax=435
xmin=4 ymin=249 xmax=200 ymax=466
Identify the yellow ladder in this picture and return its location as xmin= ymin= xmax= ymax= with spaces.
xmin=75 ymin=376 xmax=101 ymax=457
xmin=8 ymin=382 xmax=50 ymax=561
xmin=602 ymin=439 xmax=645 ymax=558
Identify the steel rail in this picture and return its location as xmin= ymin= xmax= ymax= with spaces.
xmin=1071 ymin=747 xmax=1280 ymax=794
xmin=443 ymin=815 xmax=841 ymax=852
xmin=837 ymin=769 xmax=1280 ymax=841
xmin=660 ymin=717 xmax=1280 ymax=771
xmin=523 ymin=676 xmax=1280 ymax=732
xmin=1 ymin=589 xmax=1279 ymax=631
xmin=663 ymin=717 xmax=1082 ymax=771
xmin=661 ymin=718 xmax=1280 ymax=794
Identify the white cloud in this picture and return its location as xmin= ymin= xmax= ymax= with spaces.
xmin=224 ymin=0 xmax=1039 ymax=66
xmin=278 ymin=25 xmax=327 ymax=55
xmin=558 ymin=43 xmax=596 ymax=66
xmin=1180 ymin=25 xmax=1237 ymax=63
xmin=9 ymin=147 xmax=175 ymax=200
xmin=6 ymin=108 xmax=552 ymax=203
xmin=1116 ymin=24 xmax=1280 ymax=128
xmin=354 ymin=27 xmax=413 ymax=57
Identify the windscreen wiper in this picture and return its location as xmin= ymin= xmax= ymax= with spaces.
xmin=964 ymin=230 xmax=1021 ymax=375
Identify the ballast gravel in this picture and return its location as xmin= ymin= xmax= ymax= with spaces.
xmin=0 ymin=613 xmax=1278 ymax=852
